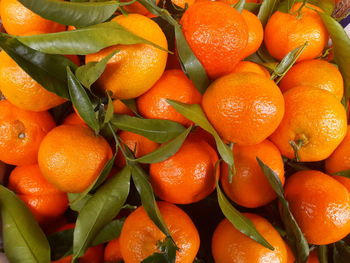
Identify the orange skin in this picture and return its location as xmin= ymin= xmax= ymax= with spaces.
xmin=64 ymin=55 xmax=80 ymax=66
xmin=325 ymin=126 xmax=350 ymax=191
xmin=172 ymin=0 xmax=195 ymax=8
xmin=212 ymin=213 xmax=288 ymax=263
xmin=307 ymin=251 xmax=319 ymax=263
xmin=180 ymin=1 xmax=248 ymax=79
xmin=38 ymin=125 xmax=113 ymax=193
xmin=284 ymin=170 xmax=350 ymax=245
xmin=187 ymin=126 xmax=216 ymax=149
xmin=285 ymin=242 xmax=295 ymax=263
xmin=122 ymin=0 xmax=159 ymax=16
xmin=113 ymin=99 xmax=134 ymax=116
xmin=53 ymin=224 xmax=104 ymax=263
xmin=0 ymin=51 xmax=66 ymax=112
xmin=0 ymin=0 xmax=65 ymax=36
xmin=62 ymin=113 xmax=87 ymax=126
xmin=150 ymin=138 xmax=218 ymax=204
xmin=0 ymin=100 xmax=55 ymax=166
xmin=264 ymin=3 xmax=329 ymax=62
xmin=279 ymin=59 xmax=344 ymax=100
xmin=232 ymin=61 xmax=270 ymax=78
xmin=202 ymin=72 xmax=285 ymax=145
xmin=241 ymin=10 xmax=264 ymax=58
xmin=120 ymin=202 xmax=200 ymax=263
xmin=8 ymin=164 xmax=68 ymax=224
xmin=270 ymin=86 xmax=347 ymax=162
xmin=85 ymin=14 xmax=168 ymax=100
xmin=136 ymin=69 xmax=202 ymax=127
xmin=104 ymin=238 xmax=123 ymax=263
xmin=221 ymin=139 xmax=285 ymax=208
xmin=116 ymin=131 xmax=159 ymax=167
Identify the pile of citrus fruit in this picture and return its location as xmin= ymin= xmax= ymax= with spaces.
xmin=0 ymin=0 xmax=349 ymax=262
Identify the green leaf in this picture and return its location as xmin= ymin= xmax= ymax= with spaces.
xmin=244 ymin=2 xmax=261 ymax=13
xmin=132 ymin=126 xmax=192 ymax=164
xmin=68 ymin=193 xmax=92 ymax=212
xmin=142 ymin=236 xmax=178 ymax=263
xmin=18 ymin=21 xmax=167 ymax=55
xmin=216 ymin=181 xmax=274 ymax=250
xmin=103 ymin=93 xmax=115 ymax=125
xmin=278 ymin=0 xmax=296 ymax=13
xmin=121 ymin=99 xmax=139 ymax=115
xmin=270 ymin=42 xmax=308 ymax=83
xmin=318 ymin=245 xmax=328 ymax=263
xmin=17 ymin=0 xmax=119 ymax=28
xmin=0 ymin=186 xmax=50 ymax=263
xmin=309 ymin=0 xmax=334 ymax=15
xmin=333 ymin=241 xmax=350 ymax=263
xmin=73 ymin=166 xmax=131 ymax=259
xmin=333 ymin=169 xmax=350 ymax=178
xmin=48 ymin=228 xmax=74 ymax=261
xmin=257 ymin=158 xmax=309 ymax=262
xmin=67 ymin=66 xmax=100 ymax=132
xmin=0 ymin=33 xmax=75 ymax=99
xmin=166 ymin=100 xmax=235 ymax=177
xmin=75 ymin=50 xmax=118 ymax=90
xmin=91 ymin=219 xmax=125 ymax=246
xmin=258 ymin=0 xmax=280 ymax=26
xmin=110 ymin=114 xmax=186 ymax=143
xmin=318 ymin=12 xmax=350 ymax=109
xmin=233 ymin=0 xmax=246 ymax=12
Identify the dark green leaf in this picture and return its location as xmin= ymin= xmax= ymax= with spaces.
xmin=278 ymin=0 xmax=296 ymax=13
xmin=257 ymin=158 xmax=309 ymax=262
xmin=17 ymin=0 xmax=119 ymax=27
xmin=216 ymin=181 xmax=274 ymax=250
xmin=142 ymin=236 xmax=178 ymax=263
xmin=48 ymin=228 xmax=73 ymax=261
xmin=318 ymin=245 xmax=328 ymax=263
xmin=68 ymin=193 xmax=92 ymax=212
xmin=333 ymin=169 xmax=350 ymax=178
xmin=75 ymin=51 xmax=118 ymax=90
xmin=103 ymin=93 xmax=115 ymax=125
xmin=0 ymin=186 xmax=50 ymax=263
xmin=333 ymin=241 xmax=350 ymax=263
xmin=142 ymin=253 xmax=167 ymax=263
xmin=110 ymin=114 xmax=186 ymax=143
xmin=318 ymin=12 xmax=350 ymax=108
xmin=73 ymin=166 xmax=131 ymax=259
xmin=271 ymin=42 xmax=308 ymax=83
xmin=91 ymin=219 xmax=125 ymax=246
xmin=18 ymin=21 xmax=167 ymax=55
xmin=0 ymin=33 xmax=75 ymax=99
xmin=233 ymin=0 xmax=246 ymax=12
xmin=258 ymin=0 xmax=280 ymax=26
xmin=132 ymin=126 xmax=191 ymax=164
xmin=121 ymin=99 xmax=139 ymax=115
xmin=67 ymin=66 xmax=99 ymax=132
xmin=244 ymin=2 xmax=261 ymax=13
xmin=166 ymin=100 xmax=235 ymax=175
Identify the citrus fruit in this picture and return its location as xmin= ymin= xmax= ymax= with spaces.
xmin=136 ymin=69 xmax=202 ymax=127
xmin=122 ymin=0 xmax=159 ymax=16
xmin=172 ymin=0 xmax=195 ymax=8
xmin=180 ymin=1 xmax=248 ymax=78
xmin=284 ymin=170 xmax=350 ymax=245
xmin=202 ymin=72 xmax=284 ymax=145
xmin=8 ymin=164 xmax=68 ymax=224
xmin=221 ymin=139 xmax=285 ymax=208
xmin=325 ymin=125 xmax=350 ymax=191
xmin=104 ymin=238 xmax=123 ymax=263
xmin=232 ymin=61 xmax=270 ymax=78
xmin=0 ymin=50 xmax=66 ymax=112
xmin=279 ymin=59 xmax=344 ymax=100
xmin=150 ymin=138 xmax=218 ymax=204
xmin=113 ymin=99 xmax=134 ymax=116
xmin=270 ymin=86 xmax=347 ymax=162
xmin=241 ymin=10 xmax=263 ymax=58
xmin=38 ymin=125 xmax=112 ymax=193
xmin=212 ymin=213 xmax=288 ymax=263
xmin=85 ymin=14 xmax=168 ymax=99
xmin=264 ymin=3 xmax=329 ymax=62
xmin=307 ymin=250 xmax=320 ymax=263
xmin=62 ymin=113 xmax=87 ymax=126
xmin=0 ymin=100 xmax=55 ymax=166
xmin=120 ymin=201 xmax=200 ymax=263
xmin=0 ymin=0 xmax=65 ymax=36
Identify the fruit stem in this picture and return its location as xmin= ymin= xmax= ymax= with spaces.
xmin=289 ymin=139 xmax=304 ymax=162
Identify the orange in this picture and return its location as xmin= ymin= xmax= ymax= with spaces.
xmin=62 ymin=113 xmax=87 ymax=126
xmin=38 ymin=125 xmax=113 ymax=193
xmin=122 ymin=0 xmax=159 ymax=16
xmin=232 ymin=61 xmax=270 ymax=78
xmin=85 ymin=14 xmax=168 ymax=99
xmin=120 ymin=201 xmax=200 ymax=263
xmin=285 ymin=242 xmax=295 ymax=263
xmin=284 ymin=170 xmax=350 ymax=245
xmin=270 ymin=86 xmax=347 ymax=162
xmin=221 ymin=139 xmax=285 ymax=208
xmin=0 ymin=0 xmax=65 ymax=36
xmin=325 ymin=126 xmax=350 ymax=191
xmin=0 ymin=50 xmax=66 ymax=111
xmin=180 ymin=1 xmax=248 ymax=79
xmin=113 ymin=99 xmax=134 ymax=116
xmin=53 ymin=224 xmax=104 ymax=263
xmin=136 ymin=69 xmax=202 ymax=127
xmin=202 ymin=72 xmax=285 ymax=145
xmin=8 ymin=164 xmax=68 ymax=224
xmin=116 ymin=131 xmax=159 ymax=167
xmin=0 ymin=100 xmax=55 ymax=166
xmin=241 ymin=10 xmax=264 ymax=58
xmin=307 ymin=250 xmax=319 ymax=263
xmin=187 ymin=126 xmax=216 ymax=149
xmin=264 ymin=3 xmax=329 ymax=62
xmin=172 ymin=0 xmax=195 ymax=8
xmin=279 ymin=59 xmax=344 ymax=100
xmin=217 ymin=0 xmax=261 ymax=3
xmin=150 ymin=138 xmax=218 ymax=204
xmin=212 ymin=213 xmax=288 ymax=263
xmin=104 ymin=238 xmax=123 ymax=263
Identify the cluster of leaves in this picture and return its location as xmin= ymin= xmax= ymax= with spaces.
xmin=0 ymin=0 xmax=350 ymax=262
